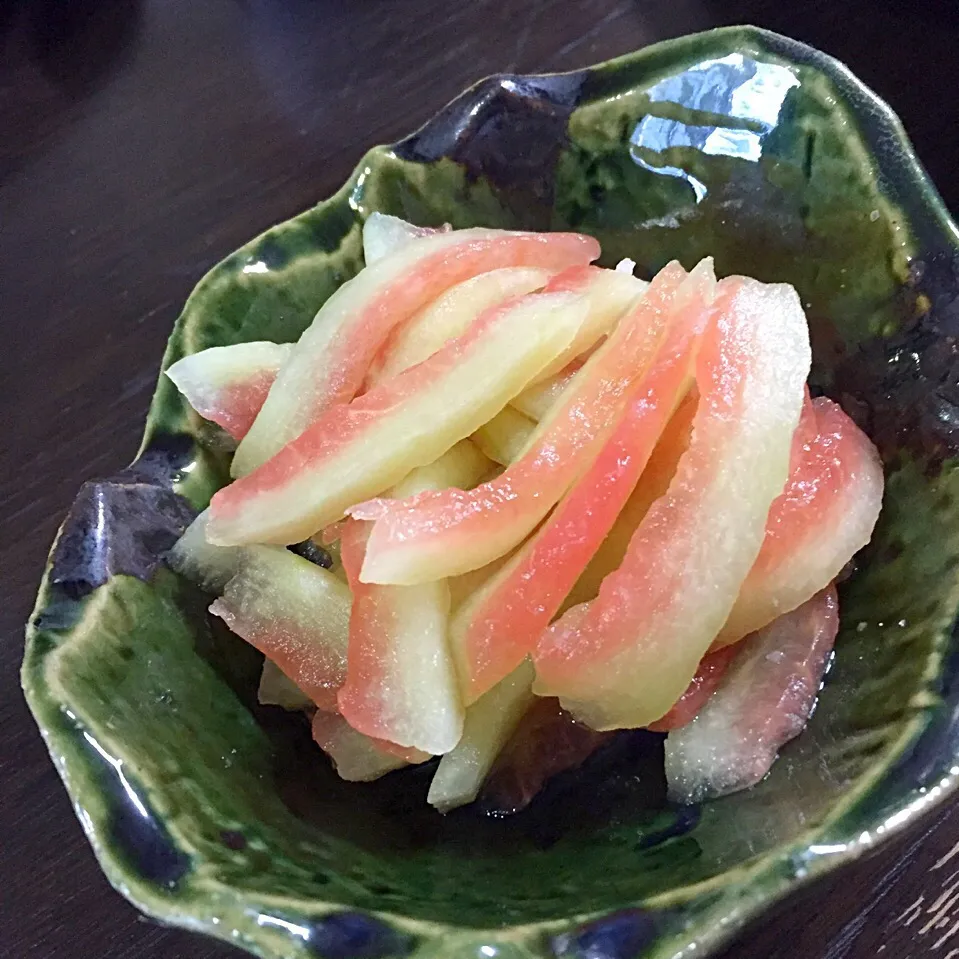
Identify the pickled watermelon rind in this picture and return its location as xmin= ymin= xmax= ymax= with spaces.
xmin=23 ymin=25 xmax=959 ymax=959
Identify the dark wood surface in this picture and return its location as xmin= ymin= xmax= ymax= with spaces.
xmin=2 ymin=1 xmax=958 ymax=956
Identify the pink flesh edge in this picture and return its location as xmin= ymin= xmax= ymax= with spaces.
xmin=352 ymin=262 xmax=692 ymax=585
xmin=559 ymin=391 xmax=699 ymax=615
xmin=237 ymin=229 xmax=600 ymax=469
xmin=647 ymin=643 xmax=741 ymax=732
xmin=664 ymin=585 xmax=839 ymax=803
xmin=450 ymin=274 xmax=711 ymax=702
xmin=533 ymin=276 xmax=810 ymax=727
xmin=336 ymin=520 xmax=390 ymax=737
xmin=209 ymin=598 xmax=344 ymax=712
xmin=311 ymin=711 xmax=428 ymax=780
xmin=208 ymin=289 xmax=581 ymax=541
xmin=482 ymin=698 xmax=612 ymax=814
xmin=202 ymin=374 xmax=276 ymax=440
xmin=715 ymin=395 xmax=883 ymax=646
xmin=364 ymin=265 xmax=556 ymax=388
xmin=166 ymin=343 xmax=290 ymax=439
xmin=336 ymin=519 xmax=458 ymax=753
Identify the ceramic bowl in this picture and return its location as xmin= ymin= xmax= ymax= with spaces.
xmin=22 ymin=25 xmax=959 ymax=959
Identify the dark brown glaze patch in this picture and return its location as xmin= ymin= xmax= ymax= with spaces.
xmin=394 ymin=73 xmax=585 ymax=228
xmin=49 ymin=435 xmax=197 ymax=600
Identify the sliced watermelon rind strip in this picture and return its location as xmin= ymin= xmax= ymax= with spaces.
xmin=355 ymin=261 xmax=692 ymax=587
xmin=370 ymin=266 xmax=555 ymax=385
xmin=716 ymin=396 xmax=884 ymax=645
xmin=170 ymin=225 xmax=882 ymax=809
xmin=336 ymin=518 xmax=463 ymax=755
xmin=534 ymin=277 xmax=811 ymax=730
xmin=208 ymin=548 xmax=351 ymax=712
xmin=166 ymin=341 xmax=292 ymax=440
xmin=449 ymin=261 xmax=715 ymax=703
xmin=665 ymin=585 xmax=840 ymax=803
xmin=233 ymin=229 xmax=599 ymax=475
xmin=207 ymin=290 xmax=589 ymax=546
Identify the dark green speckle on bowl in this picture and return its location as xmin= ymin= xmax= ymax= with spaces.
xmin=22 ymin=25 xmax=959 ymax=959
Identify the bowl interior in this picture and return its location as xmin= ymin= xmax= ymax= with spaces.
xmin=23 ymin=25 xmax=959 ymax=959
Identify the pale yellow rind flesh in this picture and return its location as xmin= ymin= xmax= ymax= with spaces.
xmin=427 ymin=659 xmax=535 ymax=812
xmin=209 ymin=292 xmax=589 ymax=545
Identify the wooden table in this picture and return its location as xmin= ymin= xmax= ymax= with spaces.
xmin=2 ymin=1 xmax=957 ymax=956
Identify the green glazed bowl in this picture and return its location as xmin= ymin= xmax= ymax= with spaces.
xmin=22 ymin=25 xmax=959 ymax=959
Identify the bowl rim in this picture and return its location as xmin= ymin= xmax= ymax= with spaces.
xmin=22 ymin=23 xmax=959 ymax=959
